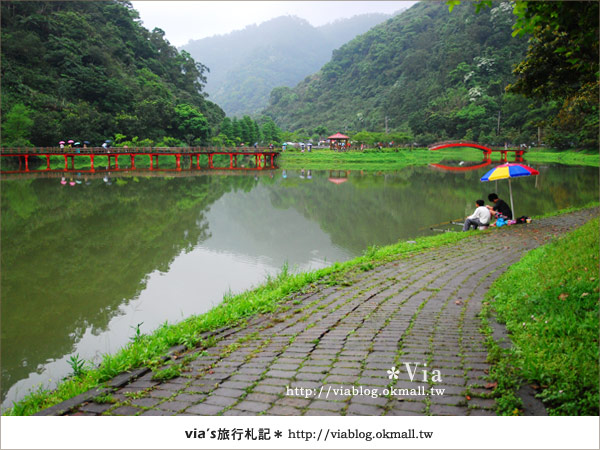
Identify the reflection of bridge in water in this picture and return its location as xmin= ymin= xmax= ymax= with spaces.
xmin=0 ymin=167 xmax=279 ymax=181
xmin=428 ymin=140 xmax=527 ymax=172
xmin=429 ymin=160 xmax=493 ymax=172
xmin=0 ymin=147 xmax=279 ymax=172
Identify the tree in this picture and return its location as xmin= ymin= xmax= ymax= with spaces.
xmin=0 ymin=1 xmax=223 ymax=146
xmin=351 ymin=131 xmax=380 ymax=146
xmin=447 ymin=0 xmax=599 ymax=147
xmin=508 ymin=2 xmax=598 ymax=100
xmin=231 ymin=118 xmax=242 ymax=142
xmin=389 ymin=131 xmax=414 ymax=144
xmin=2 ymin=103 xmax=34 ymax=146
xmin=314 ymin=126 xmax=328 ymax=140
xmin=174 ymin=50 xmax=208 ymax=95
xmin=174 ymin=103 xmax=209 ymax=144
xmin=239 ymin=116 xmax=253 ymax=143
xmin=252 ymin=121 xmax=261 ymax=144
xmin=220 ymin=117 xmax=233 ymax=138
xmin=508 ymin=1 xmax=598 ymax=148
xmin=259 ymin=117 xmax=281 ymax=143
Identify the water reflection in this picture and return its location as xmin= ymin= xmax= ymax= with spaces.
xmin=1 ymin=164 xmax=598 ymax=407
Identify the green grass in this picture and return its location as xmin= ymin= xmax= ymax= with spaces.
xmin=525 ymin=148 xmax=599 ymax=167
xmin=533 ymin=201 xmax=600 ymax=220
xmin=279 ymin=147 xmax=599 ymax=170
xmin=481 ymin=217 xmax=599 ymax=415
xmin=279 ymin=148 xmax=477 ymax=171
xmin=151 ymin=365 xmax=182 ymax=382
xmin=93 ymin=393 xmax=117 ymax=404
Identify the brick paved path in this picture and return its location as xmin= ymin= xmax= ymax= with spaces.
xmin=46 ymin=208 xmax=597 ymax=416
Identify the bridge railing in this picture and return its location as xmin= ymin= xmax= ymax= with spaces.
xmin=488 ymin=146 xmax=528 ymax=152
xmin=428 ymin=140 xmax=487 ymax=150
xmin=428 ymin=140 xmax=527 ymax=153
xmin=0 ymin=146 xmax=281 ymax=155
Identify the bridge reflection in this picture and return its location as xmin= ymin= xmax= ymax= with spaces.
xmin=428 ymin=160 xmax=492 ymax=172
xmin=0 ymin=167 xmax=278 ymax=181
xmin=428 ymin=140 xmax=526 ymax=163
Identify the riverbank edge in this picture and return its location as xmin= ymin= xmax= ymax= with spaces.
xmin=7 ymin=147 xmax=598 ymax=173
xmin=278 ymin=148 xmax=599 ymax=170
xmin=479 ymin=216 xmax=599 ymax=416
xmin=3 ymin=202 xmax=599 ymax=416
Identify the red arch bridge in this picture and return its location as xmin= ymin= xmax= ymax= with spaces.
xmin=427 ymin=141 xmax=527 ymax=172
xmin=0 ymin=147 xmax=280 ymax=173
xmin=428 ymin=140 xmax=526 ymax=162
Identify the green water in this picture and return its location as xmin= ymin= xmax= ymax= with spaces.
xmin=1 ymin=163 xmax=598 ymax=408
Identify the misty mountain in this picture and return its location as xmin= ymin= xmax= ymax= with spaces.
xmin=264 ymin=2 xmax=558 ymax=146
xmin=181 ymin=13 xmax=398 ymax=117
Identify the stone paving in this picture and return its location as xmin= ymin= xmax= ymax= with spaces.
xmin=50 ymin=208 xmax=597 ymax=416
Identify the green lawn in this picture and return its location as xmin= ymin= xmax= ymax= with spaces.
xmin=279 ymin=147 xmax=599 ymax=170
xmin=482 ymin=217 xmax=599 ymax=415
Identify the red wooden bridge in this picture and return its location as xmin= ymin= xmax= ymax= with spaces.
xmin=0 ymin=147 xmax=280 ymax=173
xmin=428 ymin=140 xmax=527 ymax=163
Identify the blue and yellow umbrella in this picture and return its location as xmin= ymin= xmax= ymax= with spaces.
xmin=480 ymin=163 xmax=539 ymax=219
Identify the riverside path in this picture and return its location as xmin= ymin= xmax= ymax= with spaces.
xmin=38 ymin=207 xmax=598 ymax=416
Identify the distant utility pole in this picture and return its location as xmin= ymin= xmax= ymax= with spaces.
xmin=385 ymin=116 xmax=389 ymax=134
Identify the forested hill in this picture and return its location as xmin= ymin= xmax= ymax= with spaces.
xmin=181 ymin=13 xmax=395 ymax=117
xmin=264 ymin=2 xmax=567 ymax=147
xmin=1 ymin=1 xmax=224 ymax=147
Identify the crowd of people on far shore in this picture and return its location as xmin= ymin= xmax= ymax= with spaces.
xmin=58 ymin=139 xmax=112 ymax=151
xmin=280 ymin=142 xmax=313 ymax=152
xmin=462 ymin=193 xmax=527 ymax=231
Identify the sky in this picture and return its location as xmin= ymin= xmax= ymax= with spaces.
xmin=131 ymin=1 xmax=418 ymax=47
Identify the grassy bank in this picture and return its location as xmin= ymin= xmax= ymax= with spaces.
xmin=278 ymin=148 xmax=479 ymax=171
xmin=4 ymin=229 xmax=473 ymax=416
xmin=279 ymin=147 xmax=599 ymax=170
xmin=481 ymin=217 xmax=599 ymax=415
xmin=524 ymin=147 xmax=599 ymax=167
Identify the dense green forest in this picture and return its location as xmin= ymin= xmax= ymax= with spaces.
xmin=1 ymin=0 xmax=225 ymax=147
xmin=182 ymin=13 xmax=395 ymax=117
xmin=265 ymin=1 xmax=598 ymax=149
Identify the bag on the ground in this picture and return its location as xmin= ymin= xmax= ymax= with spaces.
xmin=516 ymin=216 xmax=530 ymax=224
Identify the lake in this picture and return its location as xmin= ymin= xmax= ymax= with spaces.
xmin=1 ymin=163 xmax=598 ymax=408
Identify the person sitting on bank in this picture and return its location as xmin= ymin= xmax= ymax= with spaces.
xmin=463 ymin=199 xmax=491 ymax=231
xmin=487 ymin=193 xmax=513 ymax=220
